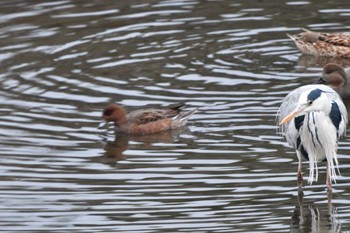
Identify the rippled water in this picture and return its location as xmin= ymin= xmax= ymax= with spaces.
xmin=2 ymin=0 xmax=350 ymax=232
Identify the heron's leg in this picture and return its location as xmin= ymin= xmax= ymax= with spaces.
xmin=294 ymin=152 xmax=304 ymax=201
xmin=297 ymin=160 xmax=304 ymax=199
xmin=326 ymin=161 xmax=332 ymax=204
xmin=297 ymin=159 xmax=303 ymax=185
xmin=296 ymin=151 xmax=303 ymax=187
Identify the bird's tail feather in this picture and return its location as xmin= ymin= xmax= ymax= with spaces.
xmin=173 ymin=107 xmax=198 ymax=126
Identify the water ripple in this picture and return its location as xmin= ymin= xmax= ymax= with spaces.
xmin=1 ymin=0 xmax=350 ymax=232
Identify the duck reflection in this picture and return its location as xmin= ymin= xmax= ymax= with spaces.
xmin=100 ymin=128 xmax=187 ymax=164
xmin=290 ymin=193 xmax=341 ymax=233
xmin=101 ymin=135 xmax=129 ymax=163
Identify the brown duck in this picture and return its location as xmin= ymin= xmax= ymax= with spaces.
xmin=315 ymin=63 xmax=350 ymax=99
xmin=98 ymin=104 xmax=198 ymax=135
xmin=288 ymin=28 xmax=350 ymax=58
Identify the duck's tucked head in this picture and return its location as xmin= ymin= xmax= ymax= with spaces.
xmin=101 ymin=104 xmax=127 ymax=127
xmin=322 ymin=63 xmax=347 ymax=87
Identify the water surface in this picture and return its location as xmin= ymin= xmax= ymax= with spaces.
xmin=1 ymin=0 xmax=350 ymax=232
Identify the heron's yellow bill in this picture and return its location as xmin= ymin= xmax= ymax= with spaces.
xmin=279 ymin=111 xmax=300 ymax=125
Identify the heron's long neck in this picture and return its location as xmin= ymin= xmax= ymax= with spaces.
xmin=318 ymin=94 xmax=332 ymax=114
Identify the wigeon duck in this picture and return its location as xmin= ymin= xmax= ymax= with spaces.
xmin=98 ymin=104 xmax=197 ymax=135
xmin=315 ymin=63 xmax=350 ymax=99
xmin=287 ymin=28 xmax=350 ymax=58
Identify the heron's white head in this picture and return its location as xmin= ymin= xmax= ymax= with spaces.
xmin=279 ymin=88 xmax=330 ymax=125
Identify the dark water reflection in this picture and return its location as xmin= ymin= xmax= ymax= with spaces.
xmin=2 ymin=0 xmax=350 ymax=232
xmin=291 ymin=202 xmax=341 ymax=233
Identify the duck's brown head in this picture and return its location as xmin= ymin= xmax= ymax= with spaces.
xmin=321 ymin=63 xmax=347 ymax=89
xmin=101 ymin=104 xmax=128 ymax=127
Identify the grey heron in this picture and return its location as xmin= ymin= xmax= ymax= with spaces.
xmin=278 ymin=84 xmax=347 ymax=197
xmin=315 ymin=63 xmax=350 ymax=99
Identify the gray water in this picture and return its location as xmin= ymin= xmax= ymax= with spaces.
xmin=1 ymin=0 xmax=350 ymax=232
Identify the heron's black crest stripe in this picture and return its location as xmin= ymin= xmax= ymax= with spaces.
xmin=307 ymin=112 xmax=317 ymax=148
xmin=307 ymin=88 xmax=323 ymax=101
xmin=311 ymin=114 xmax=322 ymax=146
xmin=314 ymin=125 xmax=322 ymax=146
xmin=330 ymin=101 xmax=342 ymax=130
xmin=294 ymin=115 xmax=304 ymax=130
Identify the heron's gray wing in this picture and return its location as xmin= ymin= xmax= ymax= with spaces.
xmin=330 ymin=102 xmax=342 ymax=131
xmin=277 ymin=86 xmax=307 ymax=148
xmin=328 ymin=94 xmax=348 ymax=138
xmin=315 ymin=84 xmax=348 ymax=137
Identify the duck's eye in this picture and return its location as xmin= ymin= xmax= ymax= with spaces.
xmin=308 ymin=100 xmax=313 ymax=105
xmin=103 ymin=108 xmax=114 ymax=116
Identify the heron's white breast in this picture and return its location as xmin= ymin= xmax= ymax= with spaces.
xmin=300 ymin=111 xmax=337 ymax=162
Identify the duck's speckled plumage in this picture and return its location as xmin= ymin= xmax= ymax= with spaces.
xmin=288 ymin=28 xmax=350 ymax=58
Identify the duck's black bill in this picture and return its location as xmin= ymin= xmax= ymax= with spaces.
xmin=98 ymin=120 xmax=108 ymax=129
xmin=314 ymin=77 xmax=326 ymax=84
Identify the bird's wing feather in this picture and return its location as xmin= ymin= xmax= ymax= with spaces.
xmin=127 ymin=108 xmax=180 ymax=125
xmin=277 ymin=85 xmax=309 ymax=147
xmin=322 ymin=33 xmax=350 ymax=47
xmin=322 ymin=85 xmax=348 ymax=137
xmin=329 ymin=101 xmax=347 ymax=139
xmin=331 ymin=98 xmax=348 ymax=137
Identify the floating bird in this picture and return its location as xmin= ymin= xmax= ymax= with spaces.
xmin=315 ymin=63 xmax=350 ymax=99
xmin=287 ymin=28 xmax=350 ymax=58
xmin=98 ymin=104 xmax=197 ymax=135
xmin=278 ymin=84 xmax=347 ymax=197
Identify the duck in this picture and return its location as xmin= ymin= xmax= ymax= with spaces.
xmin=315 ymin=63 xmax=350 ymax=99
xmin=98 ymin=104 xmax=197 ymax=135
xmin=287 ymin=28 xmax=350 ymax=58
